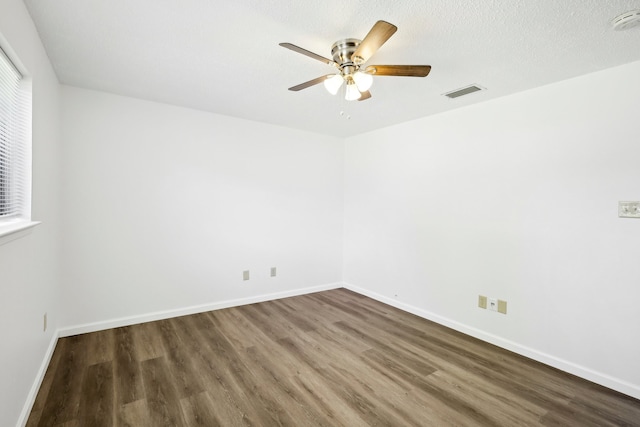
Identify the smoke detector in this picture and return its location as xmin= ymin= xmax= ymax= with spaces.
xmin=611 ymin=10 xmax=640 ymax=31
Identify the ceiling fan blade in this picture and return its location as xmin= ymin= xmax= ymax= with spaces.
xmin=288 ymin=75 xmax=332 ymax=91
xmin=351 ymin=21 xmax=397 ymax=65
xmin=365 ymin=65 xmax=431 ymax=77
xmin=279 ymin=43 xmax=337 ymax=67
xmin=358 ymin=90 xmax=372 ymax=101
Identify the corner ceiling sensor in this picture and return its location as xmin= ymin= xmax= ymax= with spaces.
xmin=611 ymin=10 xmax=640 ymax=31
xmin=279 ymin=20 xmax=431 ymax=102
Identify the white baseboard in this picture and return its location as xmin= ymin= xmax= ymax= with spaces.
xmin=343 ymin=282 xmax=640 ymax=401
xmin=17 ymin=332 xmax=59 ymax=427
xmin=58 ymin=282 xmax=343 ymax=337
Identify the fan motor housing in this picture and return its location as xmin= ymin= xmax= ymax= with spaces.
xmin=331 ymin=38 xmax=361 ymax=66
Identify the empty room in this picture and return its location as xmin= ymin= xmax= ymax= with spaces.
xmin=2 ymin=0 xmax=640 ymax=426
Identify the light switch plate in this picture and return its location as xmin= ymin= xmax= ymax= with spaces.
xmin=619 ymin=201 xmax=640 ymax=218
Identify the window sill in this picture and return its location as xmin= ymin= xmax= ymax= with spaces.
xmin=0 ymin=220 xmax=41 ymax=246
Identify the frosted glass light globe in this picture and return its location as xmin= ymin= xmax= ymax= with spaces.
xmin=345 ymin=81 xmax=362 ymax=101
xmin=324 ymin=74 xmax=344 ymax=95
xmin=352 ymin=71 xmax=373 ymax=92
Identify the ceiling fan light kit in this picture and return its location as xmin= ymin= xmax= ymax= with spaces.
xmin=280 ymin=20 xmax=431 ymax=102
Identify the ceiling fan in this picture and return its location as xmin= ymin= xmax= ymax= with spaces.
xmin=280 ymin=20 xmax=431 ymax=102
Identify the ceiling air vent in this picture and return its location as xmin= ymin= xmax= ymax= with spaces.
xmin=443 ymin=84 xmax=484 ymax=99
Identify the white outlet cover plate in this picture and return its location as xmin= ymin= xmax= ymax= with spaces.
xmin=619 ymin=201 xmax=640 ymax=218
xmin=488 ymin=297 xmax=498 ymax=312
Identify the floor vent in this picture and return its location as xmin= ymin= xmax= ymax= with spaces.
xmin=443 ymin=84 xmax=484 ymax=99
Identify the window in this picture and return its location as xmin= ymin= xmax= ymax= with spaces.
xmin=0 ymin=44 xmax=34 ymax=240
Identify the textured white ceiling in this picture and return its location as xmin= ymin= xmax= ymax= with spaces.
xmin=23 ymin=0 xmax=640 ymax=137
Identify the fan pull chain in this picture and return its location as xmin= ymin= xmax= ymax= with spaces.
xmin=339 ymin=84 xmax=351 ymax=120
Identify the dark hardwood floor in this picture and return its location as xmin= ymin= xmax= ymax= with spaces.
xmin=27 ymin=288 xmax=640 ymax=426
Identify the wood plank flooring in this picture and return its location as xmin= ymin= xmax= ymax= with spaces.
xmin=27 ymin=288 xmax=640 ymax=426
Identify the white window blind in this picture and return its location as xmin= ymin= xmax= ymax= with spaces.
xmin=0 ymin=46 xmax=30 ymax=220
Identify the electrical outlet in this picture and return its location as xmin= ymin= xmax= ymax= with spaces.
xmin=270 ymin=267 xmax=277 ymax=277
xmin=43 ymin=313 xmax=47 ymax=332
xmin=478 ymin=295 xmax=487 ymax=309
xmin=488 ymin=298 xmax=498 ymax=312
xmin=243 ymin=270 xmax=250 ymax=281
xmin=498 ymin=300 xmax=507 ymax=314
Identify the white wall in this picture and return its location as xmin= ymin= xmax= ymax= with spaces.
xmin=0 ymin=1 xmax=62 ymax=426
xmin=60 ymin=87 xmax=344 ymax=331
xmin=344 ymin=61 xmax=640 ymax=398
